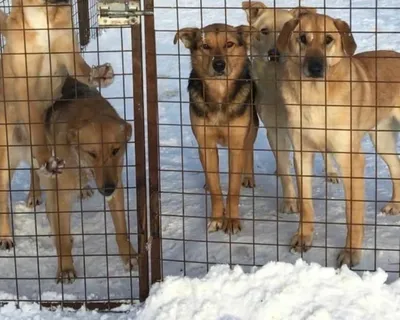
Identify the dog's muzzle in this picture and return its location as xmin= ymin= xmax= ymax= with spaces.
xmin=99 ymin=183 xmax=116 ymax=197
xmin=46 ymin=0 xmax=70 ymax=4
xmin=305 ymin=57 xmax=325 ymax=78
xmin=267 ymin=48 xmax=280 ymax=62
xmin=212 ymin=59 xmax=226 ymax=75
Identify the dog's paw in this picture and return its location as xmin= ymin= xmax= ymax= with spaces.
xmin=26 ymin=190 xmax=43 ymax=208
xmin=279 ymin=199 xmax=298 ymax=214
xmin=337 ymin=248 xmax=362 ymax=267
xmin=80 ymin=185 xmax=94 ymax=200
xmin=290 ymin=232 xmax=313 ymax=253
xmin=122 ymin=255 xmax=139 ymax=272
xmin=40 ymin=157 xmax=65 ymax=177
xmin=326 ymin=171 xmax=340 ymax=184
xmin=0 ymin=237 xmax=14 ymax=250
xmin=380 ymin=201 xmax=400 ymax=215
xmin=207 ymin=218 xmax=224 ymax=232
xmin=241 ymin=176 xmax=255 ymax=188
xmin=90 ymin=63 xmax=114 ymax=88
xmin=56 ymin=267 xmax=77 ymax=284
xmin=222 ymin=218 xmax=242 ymax=235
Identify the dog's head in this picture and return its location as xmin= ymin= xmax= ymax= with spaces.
xmin=174 ymin=23 xmax=258 ymax=78
xmin=241 ymin=1 xmax=294 ymax=59
xmin=241 ymin=2 xmax=317 ymax=60
xmin=67 ymin=114 xmax=132 ymax=198
xmin=276 ymin=12 xmax=356 ymax=78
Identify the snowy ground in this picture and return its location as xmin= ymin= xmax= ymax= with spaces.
xmin=2 ymin=260 xmax=400 ymax=319
xmin=0 ymin=0 xmax=400 ymax=314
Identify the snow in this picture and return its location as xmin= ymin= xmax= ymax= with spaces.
xmin=0 ymin=0 xmax=400 ymax=318
xmin=2 ymin=260 xmax=400 ymax=319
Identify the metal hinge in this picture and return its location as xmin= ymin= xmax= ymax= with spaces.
xmin=98 ymin=0 xmax=153 ymax=27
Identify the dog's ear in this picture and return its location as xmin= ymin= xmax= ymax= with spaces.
xmin=123 ymin=122 xmax=132 ymax=142
xmin=289 ymin=7 xmax=317 ymax=18
xmin=236 ymin=25 xmax=260 ymax=47
xmin=334 ymin=19 xmax=357 ymax=56
xmin=276 ymin=18 xmax=299 ymax=53
xmin=173 ymin=28 xmax=200 ymax=49
xmin=241 ymin=1 xmax=266 ymax=23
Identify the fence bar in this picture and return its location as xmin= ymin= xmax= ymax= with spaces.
xmin=77 ymin=0 xmax=90 ymax=47
xmin=132 ymin=22 xmax=150 ymax=301
xmin=144 ymin=0 xmax=162 ymax=284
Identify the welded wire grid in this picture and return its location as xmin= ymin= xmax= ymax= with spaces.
xmin=154 ymin=0 xmax=400 ymax=284
xmin=0 ymin=0 xmax=142 ymax=309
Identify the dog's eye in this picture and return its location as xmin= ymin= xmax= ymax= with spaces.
xmin=225 ymin=41 xmax=234 ymax=48
xmin=260 ymin=28 xmax=269 ymax=35
xmin=202 ymin=43 xmax=210 ymax=50
xmin=88 ymin=151 xmax=97 ymax=159
xmin=299 ymin=34 xmax=307 ymax=45
xmin=112 ymin=148 xmax=120 ymax=156
xmin=325 ymin=35 xmax=334 ymax=45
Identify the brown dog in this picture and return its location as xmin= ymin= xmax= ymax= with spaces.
xmin=12 ymin=77 xmax=137 ymax=283
xmin=174 ymin=24 xmax=259 ymax=234
xmin=276 ymin=11 xmax=400 ymax=266
xmin=0 ymin=1 xmax=113 ymax=248
xmin=242 ymin=1 xmax=340 ymax=214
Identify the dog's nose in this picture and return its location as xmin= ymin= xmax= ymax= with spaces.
xmin=100 ymin=183 xmax=116 ymax=197
xmin=307 ymin=58 xmax=324 ymax=78
xmin=212 ymin=59 xmax=226 ymax=74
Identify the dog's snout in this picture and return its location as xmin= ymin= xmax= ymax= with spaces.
xmin=212 ymin=59 xmax=226 ymax=74
xmin=100 ymin=183 xmax=116 ymax=197
xmin=306 ymin=57 xmax=325 ymax=78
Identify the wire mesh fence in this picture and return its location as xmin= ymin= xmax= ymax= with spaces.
xmin=0 ymin=0 xmax=400 ymax=312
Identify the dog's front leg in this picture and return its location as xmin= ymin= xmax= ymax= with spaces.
xmin=335 ymin=138 xmax=365 ymax=267
xmin=289 ymin=132 xmax=315 ymax=252
xmin=61 ymin=51 xmax=114 ymax=89
xmin=45 ymin=186 xmax=76 ymax=284
xmin=0 ymin=121 xmax=13 ymax=249
xmin=107 ymin=181 xmax=138 ymax=271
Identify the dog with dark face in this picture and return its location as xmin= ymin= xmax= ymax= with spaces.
xmin=20 ymin=77 xmax=137 ymax=283
xmin=174 ymin=24 xmax=259 ymax=234
xmin=276 ymin=11 xmax=400 ymax=267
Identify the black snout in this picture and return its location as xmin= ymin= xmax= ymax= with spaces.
xmin=47 ymin=0 xmax=70 ymax=4
xmin=212 ymin=59 xmax=226 ymax=74
xmin=100 ymin=183 xmax=116 ymax=197
xmin=267 ymin=48 xmax=280 ymax=62
xmin=306 ymin=57 xmax=325 ymax=78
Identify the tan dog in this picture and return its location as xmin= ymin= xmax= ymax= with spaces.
xmin=276 ymin=11 xmax=400 ymax=266
xmin=0 ymin=1 xmax=113 ymax=248
xmin=174 ymin=24 xmax=259 ymax=234
xmin=242 ymin=1 xmax=339 ymax=213
xmin=13 ymin=77 xmax=137 ymax=283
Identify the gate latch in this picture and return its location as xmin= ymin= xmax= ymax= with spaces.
xmin=98 ymin=0 xmax=153 ymax=27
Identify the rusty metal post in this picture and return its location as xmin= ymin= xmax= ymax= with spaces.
xmin=132 ymin=23 xmax=150 ymax=300
xmin=77 ymin=0 xmax=90 ymax=47
xmin=144 ymin=0 xmax=161 ymax=284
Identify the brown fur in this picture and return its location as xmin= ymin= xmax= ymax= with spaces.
xmin=276 ymin=12 xmax=400 ymax=267
xmin=0 ymin=2 xmax=113 ymax=247
xmin=19 ymin=77 xmax=137 ymax=283
xmin=174 ymin=23 xmax=259 ymax=234
xmin=242 ymin=1 xmax=340 ymax=215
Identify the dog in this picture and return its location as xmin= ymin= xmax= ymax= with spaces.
xmin=11 ymin=76 xmax=137 ymax=283
xmin=174 ymin=24 xmax=259 ymax=234
xmin=276 ymin=11 xmax=400 ymax=267
xmin=0 ymin=1 xmax=113 ymax=248
xmin=242 ymin=1 xmax=340 ymax=214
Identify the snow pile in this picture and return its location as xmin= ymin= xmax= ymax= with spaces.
xmin=137 ymin=260 xmax=400 ymax=320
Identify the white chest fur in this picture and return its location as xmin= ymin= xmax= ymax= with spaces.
xmin=23 ymin=7 xmax=52 ymax=51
